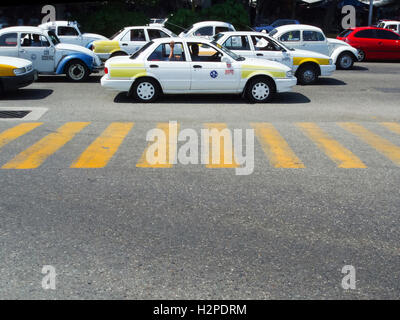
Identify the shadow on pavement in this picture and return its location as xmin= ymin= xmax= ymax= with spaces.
xmin=351 ymin=65 xmax=369 ymax=71
xmin=36 ymin=75 xmax=102 ymax=83
xmin=113 ymin=91 xmax=311 ymax=104
xmin=0 ymin=89 xmax=53 ymax=100
xmin=315 ymin=78 xmax=347 ymax=86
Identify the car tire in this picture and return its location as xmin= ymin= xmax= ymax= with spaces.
xmin=65 ymin=60 xmax=89 ymax=82
xmin=131 ymin=78 xmax=160 ymax=103
xmin=297 ymin=64 xmax=318 ymax=85
xmin=245 ymin=77 xmax=275 ymax=103
xmin=337 ymin=52 xmax=354 ymax=70
xmin=358 ymin=49 xmax=366 ymax=62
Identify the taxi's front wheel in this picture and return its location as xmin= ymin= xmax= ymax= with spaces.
xmin=245 ymin=77 xmax=275 ymax=103
xmin=65 ymin=60 xmax=89 ymax=82
xmin=131 ymin=78 xmax=161 ymax=103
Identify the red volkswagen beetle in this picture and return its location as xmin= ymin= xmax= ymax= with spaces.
xmin=337 ymin=27 xmax=400 ymax=61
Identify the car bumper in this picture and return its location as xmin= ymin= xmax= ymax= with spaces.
xmin=275 ymin=76 xmax=297 ymax=93
xmin=1 ymin=70 xmax=37 ymax=91
xmin=320 ymin=64 xmax=336 ymax=77
xmin=101 ymin=75 xmax=132 ymax=92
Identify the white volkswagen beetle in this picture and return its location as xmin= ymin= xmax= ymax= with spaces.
xmin=0 ymin=26 xmax=102 ymax=81
xmin=39 ymin=21 xmax=108 ymax=49
xmin=269 ymin=24 xmax=360 ymax=70
xmin=215 ymin=31 xmax=336 ymax=85
xmin=101 ymin=37 xmax=297 ymax=103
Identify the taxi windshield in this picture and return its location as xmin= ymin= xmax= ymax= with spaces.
xmin=110 ymin=29 xmax=124 ymax=40
xmin=47 ymin=30 xmax=60 ymax=45
xmin=210 ymin=40 xmax=243 ymax=61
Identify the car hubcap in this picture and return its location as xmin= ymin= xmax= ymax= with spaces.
xmin=69 ymin=64 xmax=85 ymax=80
xmin=303 ymin=70 xmax=315 ymax=83
xmin=252 ymin=82 xmax=270 ymax=101
xmin=137 ymin=82 xmax=155 ymax=100
xmin=358 ymin=50 xmax=365 ymax=61
xmin=340 ymin=55 xmax=352 ymax=68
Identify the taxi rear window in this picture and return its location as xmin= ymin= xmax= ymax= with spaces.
xmin=130 ymin=41 xmax=153 ymax=59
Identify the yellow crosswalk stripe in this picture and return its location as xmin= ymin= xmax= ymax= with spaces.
xmin=0 ymin=123 xmax=42 ymax=149
xmin=2 ymin=122 xmax=89 ymax=169
xmin=251 ymin=123 xmax=304 ymax=168
xmin=339 ymin=122 xmax=400 ymax=166
xmin=204 ymin=123 xmax=239 ymax=168
xmin=136 ymin=122 xmax=180 ymax=168
xmin=297 ymin=122 xmax=366 ymax=168
xmin=71 ymin=122 xmax=134 ymax=168
xmin=380 ymin=122 xmax=400 ymax=135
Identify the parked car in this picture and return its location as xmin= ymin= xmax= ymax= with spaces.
xmin=0 ymin=56 xmax=36 ymax=94
xmin=0 ymin=26 xmax=102 ymax=81
xmin=270 ymin=24 xmax=360 ymax=70
xmin=254 ymin=19 xmax=300 ymax=33
xmin=337 ymin=26 xmax=400 ymax=61
xmin=39 ymin=21 xmax=107 ymax=49
xmin=92 ymin=26 xmax=176 ymax=61
xmin=215 ymin=31 xmax=335 ymax=85
xmin=178 ymin=21 xmax=235 ymax=39
xmin=101 ymin=37 xmax=297 ymax=103
xmin=376 ymin=20 xmax=400 ymax=34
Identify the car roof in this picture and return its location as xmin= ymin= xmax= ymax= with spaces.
xmin=274 ymin=24 xmax=323 ymax=33
xmin=379 ymin=20 xmax=400 ymax=24
xmin=123 ymin=25 xmax=170 ymax=31
xmin=191 ymin=21 xmax=233 ymax=28
xmin=0 ymin=26 xmax=45 ymax=33
xmin=152 ymin=36 xmax=213 ymax=44
xmin=219 ymin=31 xmax=272 ymax=37
xmin=39 ymin=21 xmax=75 ymax=27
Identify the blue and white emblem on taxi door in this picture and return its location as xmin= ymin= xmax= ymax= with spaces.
xmin=210 ymin=70 xmax=218 ymax=79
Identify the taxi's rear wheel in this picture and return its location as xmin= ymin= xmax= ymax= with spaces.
xmin=337 ymin=52 xmax=354 ymax=70
xmin=245 ymin=77 xmax=275 ymax=103
xmin=65 ymin=60 xmax=89 ymax=82
xmin=297 ymin=64 xmax=318 ymax=85
xmin=132 ymin=78 xmax=160 ymax=103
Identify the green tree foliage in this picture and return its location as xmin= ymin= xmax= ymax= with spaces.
xmin=76 ymin=3 xmax=148 ymax=37
xmin=167 ymin=0 xmax=250 ymax=33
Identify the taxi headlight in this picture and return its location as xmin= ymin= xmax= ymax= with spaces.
xmin=286 ymin=70 xmax=293 ymax=78
xmin=13 ymin=67 xmax=26 ymax=76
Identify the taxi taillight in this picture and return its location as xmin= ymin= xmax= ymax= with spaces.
xmin=104 ymin=67 xmax=108 ymax=74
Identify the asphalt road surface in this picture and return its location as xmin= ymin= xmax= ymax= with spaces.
xmin=0 ymin=62 xmax=400 ymax=299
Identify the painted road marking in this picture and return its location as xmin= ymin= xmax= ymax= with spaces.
xmin=136 ymin=122 xmax=180 ymax=168
xmin=204 ymin=123 xmax=239 ymax=168
xmin=0 ymin=123 xmax=42 ymax=149
xmin=339 ymin=122 xmax=400 ymax=166
xmin=298 ymin=122 xmax=366 ymax=168
xmin=380 ymin=122 xmax=400 ymax=135
xmin=252 ymin=123 xmax=304 ymax=168
xmin=71 ymin=122 xmax=134 ymax=168
xmin=2 ymin=122 xmax=89 ymax=169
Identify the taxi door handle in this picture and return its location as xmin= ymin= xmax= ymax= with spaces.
xmin=150 ymin=64 xmax=159 ymax=68
xmin=193 ymin=65 xmax=202 ymax=68
xmin=19 ymin=49 xmax=26 ymax=53
xmin=256 ymin=53 xmax=263 ymax=56
xmin=122 ymin=43 xmax=128 ymax=46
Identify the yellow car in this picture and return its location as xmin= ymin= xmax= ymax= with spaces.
xmin=0 ymin=56 xmax=36 ymax=94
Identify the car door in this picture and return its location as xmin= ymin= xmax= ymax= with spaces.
xmin=145 ymin=42 xmax=191 ymax=91
xmin=57 ymin=26 xmax=81 ymax=46
xmin=119 ymin=28 xmax=147 ymax=55
xmin=187 ymin=41 xmax=239 ymax=91
xmin=249 ymin=35 xmax=291 ymax=65
xmin=376 ymin=29 xmax=400 ymax=59
xmin=352 ymin=29 xmax=379 ymax=59
xmin=302 ymin=30 xmax=329 ymax=56
xmin=18 ymin=32 xmax=55 ymax=72
xmin=221 ymin=35 xmax=253 ymax=59
xmin=0 ymin=32 xmax=19 ymax=57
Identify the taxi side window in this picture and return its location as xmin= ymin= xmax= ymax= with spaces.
xmin=188 ymin=42 xmax=222 ymax=62
xmin=130 ymin=29 xmax=146 ymax=41
xmin=58 ymin=27 xmax=79 ymax=36
xmin=280 ymin=31 xmax=300 ymax=42
xmin=303 ymin=31 xmax=325 ymax=41
xmin=0 ymin=33 xmax=18 ymax=47
xmin=148 ymin=29 xmax=170 ymax=40
xmin=223 ymin=36 xmax=250 ymax=50
xmin=194 ymin=27 xmax=213 ymax=36
xmin=21 ymin=33 xmax=50 ymax=47
xmin=148 ymin=43 xmax=185 ymax=62
xmin=251 ymin=36 xmax=281 ymax=51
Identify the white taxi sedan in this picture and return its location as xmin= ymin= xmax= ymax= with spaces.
xmin=215 ymin=31 xmax=336 ymax=85
xmin=101 ymin=38 xmax=297 ymax=103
